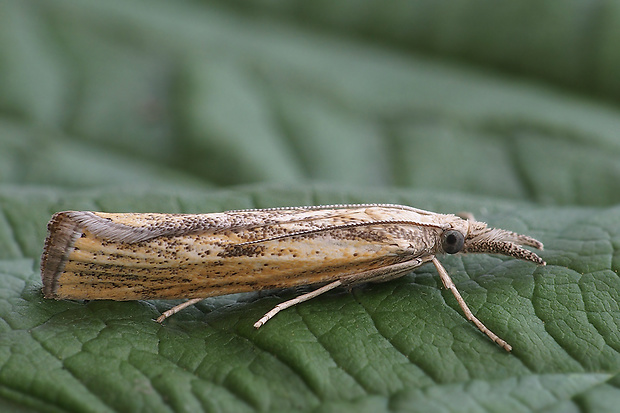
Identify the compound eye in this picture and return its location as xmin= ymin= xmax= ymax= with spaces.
xmin=442 ymin=230 xmax=465 ymax=254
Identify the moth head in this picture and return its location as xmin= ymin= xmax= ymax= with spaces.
xmin=440 ymin=219 xmax=545 ymax=265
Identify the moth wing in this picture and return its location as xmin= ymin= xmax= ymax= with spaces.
xmin=58 ymin=206 xmax=427 ymax=244
xmin=53 ymin=209 xmax=358 ymax=244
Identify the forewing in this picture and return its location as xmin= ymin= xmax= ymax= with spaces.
xmin=69 ymin=205 xmax=436 ymax=244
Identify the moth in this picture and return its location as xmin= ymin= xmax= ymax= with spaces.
xmin=41 ymin=204 xmax=545 ymax=351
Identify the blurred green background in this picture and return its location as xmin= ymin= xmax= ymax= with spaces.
xmin=1 ymin=1 xmax=620 ymax=412
xmin=3 ymin=0 xmax=620 ymax=203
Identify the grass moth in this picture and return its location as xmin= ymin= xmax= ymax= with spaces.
xmin=41 ymin=204 xmax=545 ymax=351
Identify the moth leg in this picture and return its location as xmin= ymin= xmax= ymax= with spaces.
xmin=254 ymin=259 xmax=425 ymax=328
xmin=334 ymin=259 xmax=425 ymax=286
xmin=254 ymin=280 xmax=343 ymax=328
xmin=431 ymin=257 xmax=512 ymax=352
xmin=156 ymin=298 xmax=204 ymax=323
xmin=341 ymin=258 xmax=425 ymax=291
xmin=359 ymin=259 xmax=424 ymax=284
xmin=341 ymin=261 xmax=423 ymax=293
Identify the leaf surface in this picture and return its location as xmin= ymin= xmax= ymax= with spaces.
xmin=1 ymin=0 xmax=620 ymax=412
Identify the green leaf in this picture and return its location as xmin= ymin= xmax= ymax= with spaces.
xmin=1 ymin=187 xmax=620 ymax=412
xmin=1 ymin=0 xmax=620 ymax=412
